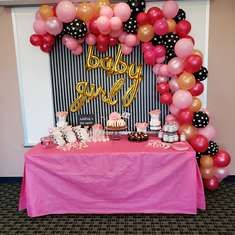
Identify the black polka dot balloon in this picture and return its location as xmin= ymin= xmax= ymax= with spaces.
xmin=151 ymin=35 xmax=164 ymax=46
xmin=205 ymin=141 xmax=219 ymax=156
xmin=165 ymin=49 xmax=176 ymax=63
xmin=163 ymin=33 xmax=180 ymax=51
xmin=63 ymin=19 xmax=87 ymax=39
xmin=124 ymin=16 xmax=138 ymax=34
xmin=127 ymin=0 xmax=146 ymax=15
xmin=173 ymin=9 xmax=186 ymax=23
xmin=192 ymin=111 xmax=210 ymax=128
xmin=194 ymin=66 xmax=208 ymax=81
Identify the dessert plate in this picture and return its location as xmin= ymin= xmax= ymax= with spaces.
xmin=171 ymin=142 xmax=190 ymax=151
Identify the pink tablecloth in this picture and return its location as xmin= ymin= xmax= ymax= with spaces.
xmin=19 ymin=138 xmax=205 ymax=217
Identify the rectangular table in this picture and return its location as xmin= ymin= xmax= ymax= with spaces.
xmin=19 ymin=137 xmax=205 ymax=217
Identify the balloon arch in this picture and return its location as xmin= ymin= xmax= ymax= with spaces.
xmin=29 ymin=0 xmax=231 ymax=190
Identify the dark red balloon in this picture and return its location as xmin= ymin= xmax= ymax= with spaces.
xmin=189 ymin=81 xmax=204 ymax=96
xmin=176 ymin=20 xmax=191 ymax=37
xmin=30 ymin=34 xmax=43 ymax=47
xmin=189 ymin=134 xmax=209 ymax=152
xmin=89 ymin=19 xmax=100 ymax=35
xmin=213 ymin=150 xmax=231 ymax=168
xmin=183 ymin=35 xmax=195 ymax=45
xmin=160 ymin=92 xmax=172 ymax=105
xmin=40 ymin=43 xmax=53 ymax=53
xmin=204 ymin=176 xmax=220 ymax=191
xmin=177 ymin=108 xmax=193 ymax=124
xmin=154 ymin=45 xmax=166 ymax=58
xmin=97 ymin=34 xmax=110 ymax=46
xmin=184 ymin=55 xmax=203 ymax=73
xmin=147 ymin=7 xmax=164 ymax=25
xmin=43 ymin=33 xmax=55 ymax=46
xmin=157 ymin=82 xmax=170 ymax=94
xmin=137 ymin=12 xmax=149 ymax=26
xmin=96 ymin=44 xmax=108 ymax=53
xmin=109 ymin=37 xmax=118 ymax=46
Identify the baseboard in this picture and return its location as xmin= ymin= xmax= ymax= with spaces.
xmin=0 ymin=176 xmax=235 ymax=184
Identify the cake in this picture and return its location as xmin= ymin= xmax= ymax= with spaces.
xmin=158 ymin=121 xmax=179 ymax=143
xmin=149 ymin=109 xmax=161 ymax=131
xmin=107 ymin=112 xmax=126 ymax=128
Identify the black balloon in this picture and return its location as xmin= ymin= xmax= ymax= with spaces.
xmin=192 ymin=111 xmax=210 ymax=128
xmin=173 ymin=9 xmax=186 ymax=23
xmin=124 ymin=16 xmax=138 ymax=34
xmin=151 ymin=35 xmax=164 ymax=46
xmin=165 ymin=49 xmax=176 ymax=63
xmin=63 ymin=19 xmax=87 ymax=39
xmin=127 ymin=0 xmax=146 ymax=15
xmin=205 ymin=141 xmax=219 ymax=156
xmin=194 ymin=66 xmax=208 ymax=81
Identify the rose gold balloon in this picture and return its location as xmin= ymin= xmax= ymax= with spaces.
xmin=177 ymin=72 xmax=196 ymax=90
xmin=95 ymin=0 xmax=111 ymax=12
xmin=167 ymin=19 xmax=176 ymax=33
xmin=190 ymin=97 xmax=202 ymax=112
xmin=200 ymin=167 xmax=214 ymax=179
xmin=137 ymin=24 xmax=154 ymax=42
xmin=76 ymin=3 xmax=95 ymax=22
xmin=39 ymin=5 xmax=53 ymax=20
xmin=200 ymin=156 xmax=214 ymax=169
xmin=178 ymin=124 xmax=198 ymax=140
xmin=193 ymin=49 xmax=204 ymax=59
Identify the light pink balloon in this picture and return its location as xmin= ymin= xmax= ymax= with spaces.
xmin=162 ymin=0 xmax=179 ymax=19
xmin=169 ymin=77 xmax=179 ymax=93
xmin=165 ymin=114 xmax=176 ymax=122
xmin=45 ymin=17 xmax=63 ymax=36
xmin=72 ymin=44 xmax=83 ymax=55
xmin=113 ymin=3 xmax=131 ymax=22
xmin=167 ymin=57 xmax=184 ymax=75
xmin=62 ymin=35 xmax=79 ymax=50
xmin=110 ymin=28 xmax=123 ymax=38
xmin=157 ymin=76 xmax=169 ymax=83
xmin=156 ymin=56 xmax=165 ymax=64
xmin=214 ymin=167 xmax=229 ymax=182
xmin=35 ymin=10 xmax=42 ymax=20
xmin=121 ymin=44 xmax=133 ymax=55
xmin=153 ymin=64 xmax=161 ymax=75
xmin=56 ymin=0 xmax=76 ymax=23
xmin=159 ymin=64 xmax=170 ymax=77
xmin=198 ymin=124 xmax=216 ymax=141
xmin=33 ymin=19 xmax=47 ymax=35
xmin=175 ymin=38 xmax=194 ymax=58
xmin=169 ymin=104 xmax=179 ymax=115
xmin=173 ymin=90 xmax=193 ymax=109
xmin=125 ymin=34 xmax=137 ymax=47
xmin=85 ymin=34 xmax=96 ymax=46
xmin=100 ymin=6 xmax=113 ymax=18
xmin=110 ymin=17 xmax=122 ymax=31
xmin=119 ymin=32 xmax=128 ymax=43
xmin=96 ymin=16 xmax=111 ymax=32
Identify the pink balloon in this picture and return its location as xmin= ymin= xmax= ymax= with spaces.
xmin=110 ymin=17 xmax=122 ymax=31
xmin=154 ymin=45 xmax=166 ymax=58
xmin=113 ymin=3 xmax=131 ymax=22
xmin=62 ymin=35 xmax=79 ymax=50
xmin=33 ymin=20 xmax=47 ymax=35
xmin=153 ymin=19 xmax=168 ymax=36
xmin=175 ymin=38 xmax=194 ymax=58
xmin=110 ymin=28 xmax=123 ymax=38
xmin=173 ymin=90 xmax=193 ymax=109
xmin=96 ymin=16 xmax=111 ymax=32
xmin=35 ymin=10 xmax=42 ymax=20
xmin=214 ymin=167 xmax=229 ymax=182
xmin=156 ymin=56 xmax=165 ymax=64
xmin=56 ymin=0 xmax=76 ymax=23
xmin=85 ymin=33 xmax=96 ymax=46
xmin=119 ymin=32 xmax=128 ymax=43
xmin=169 ymin=77 xmax=179 ymax=93
xmin=121 ymin=44 xmax=133 ymax=55
xmin=158 ymin=64 xmax=170 ymax=77
xmin=157 ymin=76 xmax=169 ymax=83
xmin=100 ymin=6 xmax=113 ymax=19
xmin=72 ymin=44 xmax=83 ymax=55
xmin=142 ymin=42 xmax=155 ymax=53
xmin=153 ymin=64 xmax=161 ymax=75
xmin=198 ymin=124 xmax=216 ymax=141
xmin=162 ymin=0 xmax=179 ymax=19
xmin=167 ymin=57 xmax=184 ymax=75
xmin=144 ymin=51 xmax=156 ymax=65
xmin=169 ymin=104 xmax=179 ymax=115
xmin=165 ymin=114 xmax=176 ymax=122
xmin=125 ymin=34 xmax=137 ymax=47
xmin=45 ymin=17 xmax=63 ymax=36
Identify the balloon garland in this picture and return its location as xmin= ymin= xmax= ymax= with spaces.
xmin=29 ymin=0 xmax=231 ymax=191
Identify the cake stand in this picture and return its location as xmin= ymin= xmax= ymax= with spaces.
xmin=105 ymin=126 xmax=127 ymax=140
